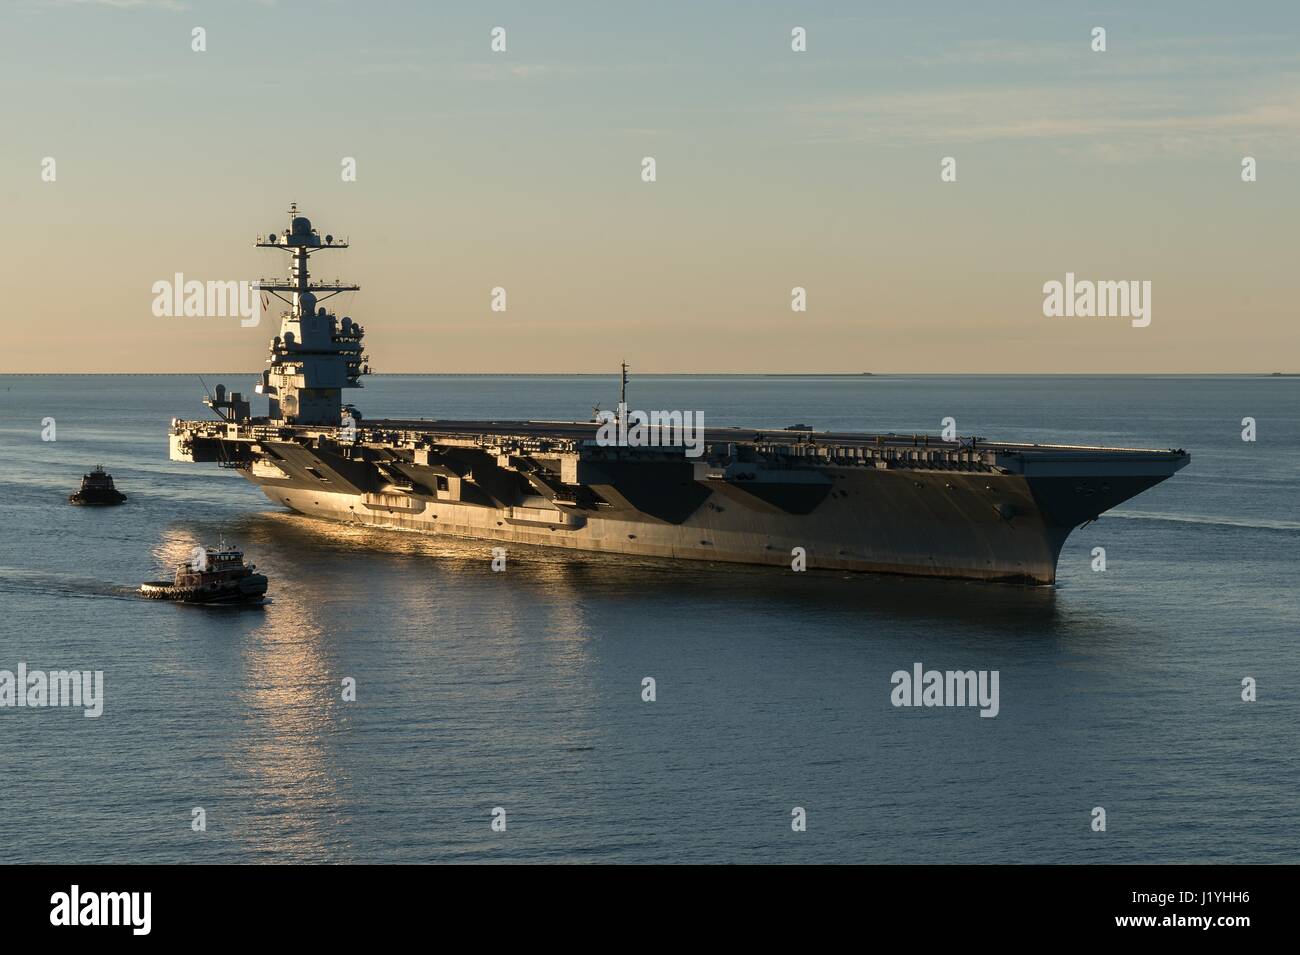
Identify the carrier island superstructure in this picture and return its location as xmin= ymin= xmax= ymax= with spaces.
xmin=169 ymin=207 xmax=1190 ymax=585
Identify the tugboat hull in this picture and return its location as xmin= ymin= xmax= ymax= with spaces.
xmin=69 ymin=491 xmax=127 ymax=506
xmin=139 ymin=574 xmax=268 ymax=604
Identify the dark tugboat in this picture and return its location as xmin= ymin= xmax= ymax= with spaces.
xmin=69 ymin=465 xmax=126 ymax=505
xmin=140 ymin=542 xmax=268 ymax=605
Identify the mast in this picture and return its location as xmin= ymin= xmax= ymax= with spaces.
xmin=252 ymin=204 xmax=369 ymax=425
xmin=619 ymin=361 xmax=628 ymax=423
xmin=254 ymin=201 xmax=358 ymax=311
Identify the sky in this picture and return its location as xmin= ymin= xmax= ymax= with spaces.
xmin=3 ymin=0 xmax=1299 ymax=373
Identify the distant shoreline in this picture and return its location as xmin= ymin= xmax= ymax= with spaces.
xmin=1 ymin=372 xmax=1295 ymax=379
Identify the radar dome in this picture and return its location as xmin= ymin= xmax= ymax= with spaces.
xmin=299 ymin=291 xmax=317 ymax=316
xmin=291 ymin=216 xmax=312 ymax=235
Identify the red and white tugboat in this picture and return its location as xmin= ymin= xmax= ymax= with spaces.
xmin=140 ymin=542 xmax=268 ymax=605
xmin=69 ymin=465 xmax=127 ymax=505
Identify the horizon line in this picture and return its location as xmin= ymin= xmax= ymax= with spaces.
xmin=1 ymin=371 xmax=1297 ymax=378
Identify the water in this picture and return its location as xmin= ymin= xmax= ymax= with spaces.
xmin=0 ymin=374 xmax=1296 ymax=863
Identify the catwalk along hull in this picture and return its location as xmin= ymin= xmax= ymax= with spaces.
xmin=172 ymin=418 xmax=1189 ymax=585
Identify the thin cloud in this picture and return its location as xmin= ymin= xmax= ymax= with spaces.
xmin=41 ymin=0 xmax=189 ymax=9
xmin=789 ymin=83 xmax=1300 ymax=155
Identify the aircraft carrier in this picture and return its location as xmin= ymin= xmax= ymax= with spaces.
xmin=168 ymin=206 xmax=1190 ymax=584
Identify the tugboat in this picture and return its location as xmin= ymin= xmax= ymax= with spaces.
xmin=140 ymin=542 xmax=268 ymax=605
xmin=69 ymin=465 xmax=127 ymax=505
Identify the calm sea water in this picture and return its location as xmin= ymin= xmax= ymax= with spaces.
xmin=0 ymin=374 xmax=1296 ymax=864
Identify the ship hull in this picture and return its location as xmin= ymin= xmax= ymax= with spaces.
xmin=172 ymin=416 xmax=1188 ymax=587
xmin=242 ymin=463 xmax=1135 ymax=584
xmin=69 ymin=491 xmax=126 ymax=505
xmin=139 ymin=574 xmax=268 ymax=604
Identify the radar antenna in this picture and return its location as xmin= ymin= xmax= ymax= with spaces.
xmin=250 ymin=204 xmax=369 ymax=425
xmin=618 ymin=361 xmax=629 ymax=424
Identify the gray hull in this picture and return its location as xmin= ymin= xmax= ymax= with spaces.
xmin=217 ymin=426 xmax=1186 ymax=585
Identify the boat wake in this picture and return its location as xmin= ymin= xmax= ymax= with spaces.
xmin=0 ymin=567 xmax=139 ymax=601
xmin=1108 ymin=510 xmax=1300 ymax=532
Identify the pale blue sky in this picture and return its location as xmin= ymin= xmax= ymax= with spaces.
xmin=4 ymin=0 xmax=1298 ymax=372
